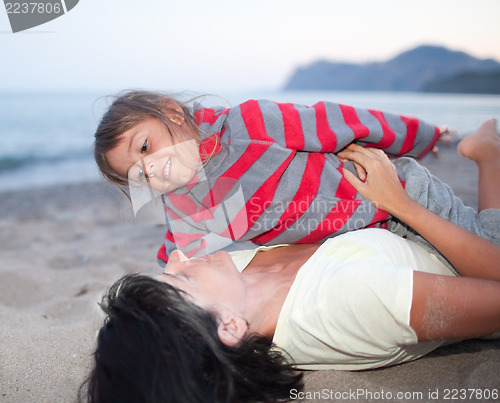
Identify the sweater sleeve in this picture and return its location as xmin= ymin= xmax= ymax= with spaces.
xmin=157 ymin=177 xmax=249 ymax=264
xmin=157 ymin=209 xmax=226 ymax=265
xmin=248 ymin=100 xmax=440 ymax=158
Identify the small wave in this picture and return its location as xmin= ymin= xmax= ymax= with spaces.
xmin=0 ymin=157 xmax=100 ymax=192
xmin=0 ymin=150 xmax=93 ymax=173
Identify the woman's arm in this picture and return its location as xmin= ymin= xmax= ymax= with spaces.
xmin=411 ymin=271 xmax=500 ymax=341
xmin=337 ymin=144 xmax=500 ymax=281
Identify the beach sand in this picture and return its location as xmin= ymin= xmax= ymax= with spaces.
xmin=1 ymin=143 xmax=499 ymax=402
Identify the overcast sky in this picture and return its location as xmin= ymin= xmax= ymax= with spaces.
xmin=1 ymin=0 xmax=499 ymax=94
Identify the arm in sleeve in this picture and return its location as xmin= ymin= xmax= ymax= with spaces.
xmin=250 ymin=99 xmax=440 ymax=158
xmin=157 ymin=179 xmax=249 ymax=264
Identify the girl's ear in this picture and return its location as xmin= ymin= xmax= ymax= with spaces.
xmin=163 ymin=100 xmax=185 ymax=126
xmin=216 ymin=307 xmax=248 ymax=347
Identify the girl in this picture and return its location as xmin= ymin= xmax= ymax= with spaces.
xmin=81 ymin=122 xmax=500 ymax=402
xmin=94 ymin=91 xmax=483 ymax=269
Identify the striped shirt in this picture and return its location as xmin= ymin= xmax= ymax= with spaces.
xmin=157 ymin=99 xmax=439 ymax=263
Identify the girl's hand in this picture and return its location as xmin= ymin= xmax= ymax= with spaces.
xmin=431 ymin=125 xmax=458 ymax=157
xmin=337 ymin=144 xmax=411 ymax=215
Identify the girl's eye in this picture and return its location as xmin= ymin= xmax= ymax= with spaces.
xmin=141 ymin=140 xmax=148 ymax=153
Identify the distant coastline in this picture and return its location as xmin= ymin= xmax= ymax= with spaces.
xmin=284 ymin=45 xmax=500 ymax=94
xmin=422 ymin=69 xmax=500 ymax=94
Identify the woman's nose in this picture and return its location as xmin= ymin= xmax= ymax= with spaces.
xmin=164 ymin=250 xmax=189 ymax=274
xmin=172 ymin=250 xmax=189 ymax=262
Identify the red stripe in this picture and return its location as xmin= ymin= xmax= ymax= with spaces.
xmin=252 ymin=154 xmax=325 ymax=244
xmin=201 ymin=178 xmax=248 ymax=239
xmin=277 ymin=102 xmax=305 ymax=149
xmin=194 ymin=107 xmax=229 ymax=125
xmin=157 ymin=231 xmax=177 ymax=263
xmin=313 ymin=102 xmax=337 ymax=151
xmin=297 ymin=200 xmax=391 ymax=244
xmin=219 ymin=207 xmax=248 ymax=240
xmin=157 ymin=243 xmax=168 ymax=262
xmin=367 ymin=109 xmax=396 ymax=150
xmin=201 ymin=177 xmax=238 ymax=209
xmin=246 ymin=152 xmax=296 ymax=230
xmin=240 ymin=100 xmax=275 ymax=142
xmin=361 ymin=208 xmax=391 ymax=230
xmin=168 ymin=231 xmax=205 ymax=249
xmin=194 ymin=107 xmax=214 ymax=124
xmin=214 ymin=100 xmax=296 ymax=234
xmin=166 ymin=230 xmax=175 ymax=243
xmin=297 ymin=199 xmax=363 ymax=243
xmin=340 ymin=104 xmax=370 ymax=140
xmin=185 ymin=242 xmax=207 ymax=258
xmin=220 ymin=100 xmax=273 ymax=180
xmin=399 ymin=116 xmax=418 ymax=154
xmin=335 ymin=165 xmax=358 ymax=200
xmin=194 ymin=107 xmax=228 ymax=162
xmin=222 ymin=142 xmax=270 ymax=180
xmin=366 ymin=208 xmax=391 ymax=227
xmin=165 ymin=193 xmax=201 ymax=221
xmin=200 ymin=133 xmax=222 ymax=163
xmin=157 ymin=238 xmax=207 ymax=260
xmin=296 ymin=165 xmax=391 ymax=244
xmin=417 ymin=126 xmax=440 ymax=158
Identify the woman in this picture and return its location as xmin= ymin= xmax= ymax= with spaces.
xmin=81 ymin=120 xmax=500 ymax=402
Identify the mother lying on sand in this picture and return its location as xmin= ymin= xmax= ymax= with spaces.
xmin=81 ymin=121 xmax=500 ymax=403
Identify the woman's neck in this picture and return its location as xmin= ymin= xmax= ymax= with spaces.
xmin=241 ymin=244 xmax=320 ymax=338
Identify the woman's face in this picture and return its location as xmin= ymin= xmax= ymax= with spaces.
xmin=106 ymin=118 xmax=201 ymax=193
xmin=157 ymin=250 xmax=247 ymax=313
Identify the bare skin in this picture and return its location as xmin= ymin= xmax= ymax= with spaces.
xmin=337 ymin=119 xmax=500 ymax=341
xmin=241 ymin=244 xmax=321 ymax=337
xmin=457 ymin=119 xmax=500 ymax=211
xmin=161 ymin=244 xmax=320 ymax=340
xmin=410 ymin=272 xmax=500 ymax=341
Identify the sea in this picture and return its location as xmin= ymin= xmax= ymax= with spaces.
xmin=1 ymin=90 xmax=500 ymax=192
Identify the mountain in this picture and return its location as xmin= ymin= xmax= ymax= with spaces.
xmin=284 ymin=45 xmax=500 ymax=93
xmin=423 ymin=69 xmax=500 ymax=94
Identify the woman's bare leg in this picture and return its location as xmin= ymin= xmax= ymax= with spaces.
xmin=457 ymin=119 xmax=500 ymax=211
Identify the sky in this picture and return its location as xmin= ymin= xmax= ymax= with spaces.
xmin=1 ymin=0 xmax=500 ymax=94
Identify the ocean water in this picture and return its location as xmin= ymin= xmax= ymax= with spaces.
xmin=0 ymin=91 xmax=105 ymax=192
xmin=1 ymin=90 xmax=499 ymax=192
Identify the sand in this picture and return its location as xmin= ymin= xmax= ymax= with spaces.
xmin=1 ymin=143 xmax=499 ymax=403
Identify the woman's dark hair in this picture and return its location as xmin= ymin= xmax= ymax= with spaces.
xmin=79 ymin=274 xmax=303 ymax=403
xmin=94 ymin=90 xmax=200 ymax=187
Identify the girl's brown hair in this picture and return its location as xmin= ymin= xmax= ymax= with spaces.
xmin=94 ymin=90 xmax=200 ymax=188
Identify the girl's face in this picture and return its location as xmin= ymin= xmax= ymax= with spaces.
xmin=106 ymin=118 xmax=201 ymax=193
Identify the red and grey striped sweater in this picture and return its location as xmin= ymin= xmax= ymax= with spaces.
xmin=157 ymin=99 xmax=440 ymax=263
